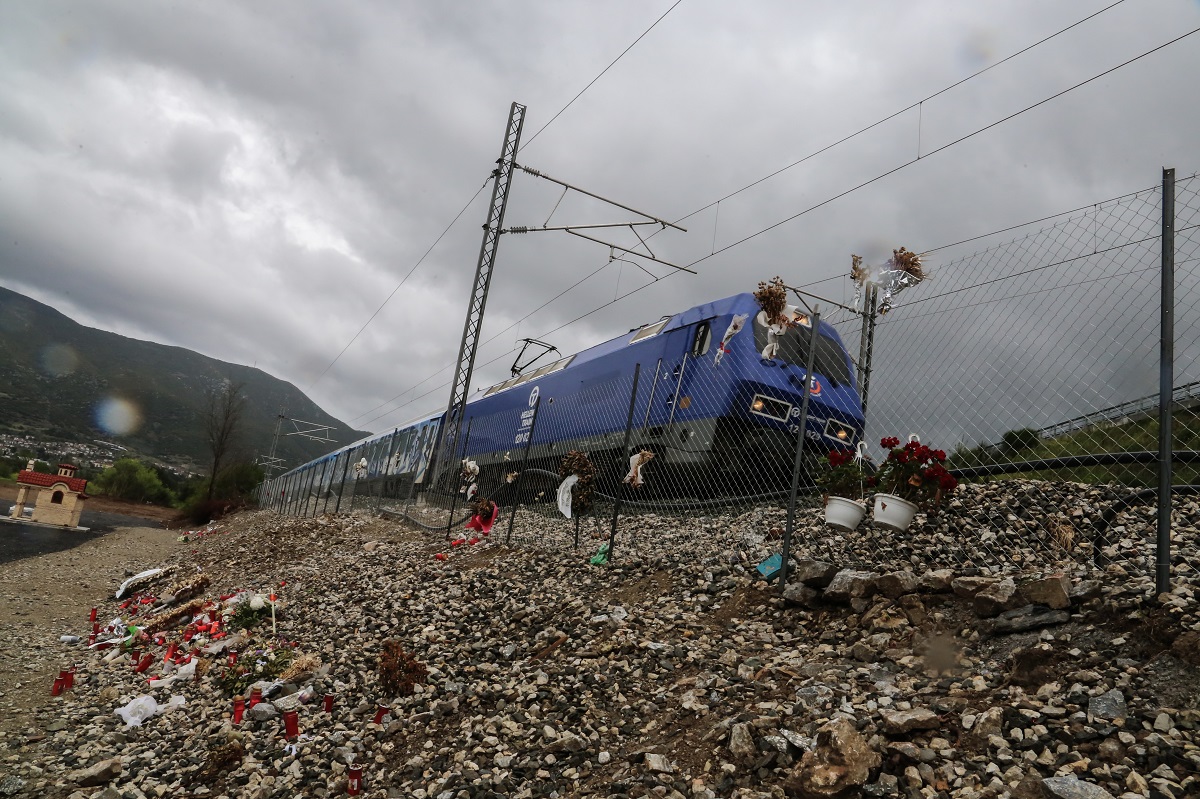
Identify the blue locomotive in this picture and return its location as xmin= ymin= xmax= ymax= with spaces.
xmin=272 ymin=292 xmax=864 ymax=507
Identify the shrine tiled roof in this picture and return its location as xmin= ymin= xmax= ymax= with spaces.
xmin=17 ymin=470 xmax=89 ymax=493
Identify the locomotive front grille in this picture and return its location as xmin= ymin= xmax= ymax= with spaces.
xmin=749 ymin=394 xmax=792 ymax=422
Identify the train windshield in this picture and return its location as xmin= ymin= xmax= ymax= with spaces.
xmin=753 ymin=322 xmax=853 ymax=387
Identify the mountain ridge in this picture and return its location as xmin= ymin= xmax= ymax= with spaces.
xmin=0 ymin=284 xmax=368 ymax=471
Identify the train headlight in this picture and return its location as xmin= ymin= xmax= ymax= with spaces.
xmin=823 ymin=419 xmax=856 ymax=443
xmin=750 ymin=394 xmax=792 ymax=422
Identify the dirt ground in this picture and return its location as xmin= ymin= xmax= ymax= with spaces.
xmin=0 ymin=525 xmax=181 ymax=735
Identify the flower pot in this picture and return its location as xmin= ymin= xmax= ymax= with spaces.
xmin=824 ymin=496 xmax=867 ymax=531
xmin=872 ymin=493 xmax=919 ymax=532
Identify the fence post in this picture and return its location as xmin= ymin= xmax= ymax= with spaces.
xmin=445 ymin=418 xmax=474 ymax=538
xmin=312 ymin=460 xmax=330 ymax=518
xmin=377 ymin=429 xmax=400 ymax=513
xmin=506 ymin=396 xmax=542 ymax=544
xmin=333 ymin=454 xmax=352 ymax=515
xmin=860 ymin=287 xmax=879 ymax=422
xmin=1157 ymin=167 xmax=1175 ymax=596
xmin=301 ymin=468 xmax=316 ymax=517
xmin=780 ymin=311 xmax=820 ymax=593
xmin=607 ymin=364 xmax=642 ymax=562
xmin=322 ymin=459 xmax=337 ymax=516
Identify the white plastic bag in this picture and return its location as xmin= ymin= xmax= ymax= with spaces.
xmin=115 ymin=694 xmax=186 ymax=726
xmin=115 ymin=695 xmax=159 ymax=727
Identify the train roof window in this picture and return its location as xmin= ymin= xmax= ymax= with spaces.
xmin=630 ymin=319 xmax=669 ymax=344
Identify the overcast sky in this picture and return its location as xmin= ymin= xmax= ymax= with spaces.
xmin=2 ymin=0 xmax=1198 ymax=442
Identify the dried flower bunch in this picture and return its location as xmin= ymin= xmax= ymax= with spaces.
xmin=469 ymin=494 xmax=496 ymax=521
xmin=872 ymin=437 xmax=958 ymax=506
xmin=558 ymin=450 xmax=596 ymax=516
xmin=817 ymin=449 xmax=866 ymax=501
xmin=279 ymin=652 xmax=321 ymax=683
xmin=164 ymin=573 xmax=211 ymax=604
xmin=141 ymin=598 xmax=206 ymax=635
xmin=889 ymin=247 xmax=925 ymax=281
xmin=379 ymin=639 xmax=428 ymax=697
xmin=753 ymin=276 xmax=789 ymax=326
xmin=850 ymin=254 xmax=868 ymax=284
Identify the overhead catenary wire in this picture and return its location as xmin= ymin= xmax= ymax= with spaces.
xmin=351 ymin=12 xmax=1193 ymax=430
xmin=317 ymin=4 xmax=686 ymax=400
xmin=663 ymin=0 xmax=1129 ymax=229
xmin=307 ymin=180 xmax=491 ymax=391
xmin=687 ymin=23 xmax=1200 ymax=271
xmin=341 ymin=3 xmax=1132 ymax=425
xmin=519 ymin=0 xmax=686 ymax=152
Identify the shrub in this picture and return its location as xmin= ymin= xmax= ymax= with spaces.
xmin=379 ymin=639 xmax=428 ymax=697
xmin=95 ymin=458 xmax=174 ymax=504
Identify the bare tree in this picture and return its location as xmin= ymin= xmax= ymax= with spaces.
xmin=203 ymin=380 xmax=246 ymax=501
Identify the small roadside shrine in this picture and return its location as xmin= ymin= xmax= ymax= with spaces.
xmin=8 ymin=461 xmax=89 ymax=528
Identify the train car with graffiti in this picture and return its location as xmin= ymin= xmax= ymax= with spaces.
xmin=270 ymin=291 xmax=864 ymax=507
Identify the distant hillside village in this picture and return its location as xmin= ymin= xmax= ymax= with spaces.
xmin=0 ymin=432 xmax=197 ymax=482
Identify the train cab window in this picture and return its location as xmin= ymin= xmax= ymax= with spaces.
xmin=630 ymin=319 xmax=669 ymax=344
xmin=691 ymin=322 xmax=712 ymax=356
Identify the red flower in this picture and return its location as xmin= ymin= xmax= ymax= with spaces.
xmin=880 ymin=437 xmax=900 ymax=449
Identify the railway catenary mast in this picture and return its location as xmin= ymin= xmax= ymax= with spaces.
xmin=433 ymin=101 xmax=527 ymax=489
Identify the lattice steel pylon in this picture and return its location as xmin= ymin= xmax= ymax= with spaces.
xmin=435 ymin=101 xmax=526 ymax=488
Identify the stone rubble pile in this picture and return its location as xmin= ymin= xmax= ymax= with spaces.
xmin=0 ymin=479 xmax=1198 ymax=799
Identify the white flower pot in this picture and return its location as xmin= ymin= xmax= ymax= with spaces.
xmin=872 ymin=493 xmax=919 ymax=532
xmin=824 ymin=496 xmax=867 ymax=531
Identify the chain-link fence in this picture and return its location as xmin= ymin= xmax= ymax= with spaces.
xmin=815 ymin=169 xmax=1200 ymax=583
xmin=260 ymin=169 xmax=1199 ymax=590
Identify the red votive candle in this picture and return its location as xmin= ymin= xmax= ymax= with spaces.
xmin=283 ymin=710 xmax=299 ymax=740
xmin=372 ymin=705 xmax=388 ymax=725
xmin=227 ymin=651 xmax=238 ymax=666
xmin=88 ymin=633 xmax=96 ymax=646
xmin=232 ymin=697 xmax=245 ymax=725
xmin=249 ymin=687 xmax=263 ymax=708
xmin=347 ymin=763 xmax=363 ymax=795
xmin=65 ymin=667 xmax=76 ymax=691
xmin=51 ymin=677 xmax=64 ymax=696
xmin=92 ymin=622 xmax=100 ymax=635
xmin=57 ymin=670 xmax=71 ymax=692
xmin=135 ymin=653 xmax=154 ymax=673
xmin=164 ymin=643 xmax=178 ymax=662
xmin=131 ymin=650 xmax=141 ymax=668
xmin=89 ymin=607 xmax=97 ymax=622
xmin=323 ymin=694 xmax=335 ymax=713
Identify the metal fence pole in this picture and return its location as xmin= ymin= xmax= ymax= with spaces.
xmin=333 ymin=454 xmax=352 ymax=515
xmin=312 ymin=460 xmax=330 ymax=518
xmin=506 ymin=396 xmax=542 ymax=544
xmin=445 ymin=418 xmax=473 ymax=538
xmin=780 ymin=311 xmax=820 ymax=593
xmin=304 ymin=467 xmax=319 ymax=517
xmin=860 ymin=287 xmax=878 ymax=421
xmin=322 ymin=459 xmax=337 ymax=516
xmin=607 ymin=364 xmax=642 ymax=562
xmin=1158 ymin=167 xmax=1176 ymax=596
xmin=377 ymin=429 xmax=399 ymax=513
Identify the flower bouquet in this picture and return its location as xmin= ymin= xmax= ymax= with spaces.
xmin=870 ymin=436 xmax=959 ymax=531
xmin=817 ymin=445 xmax=868 ymax=531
